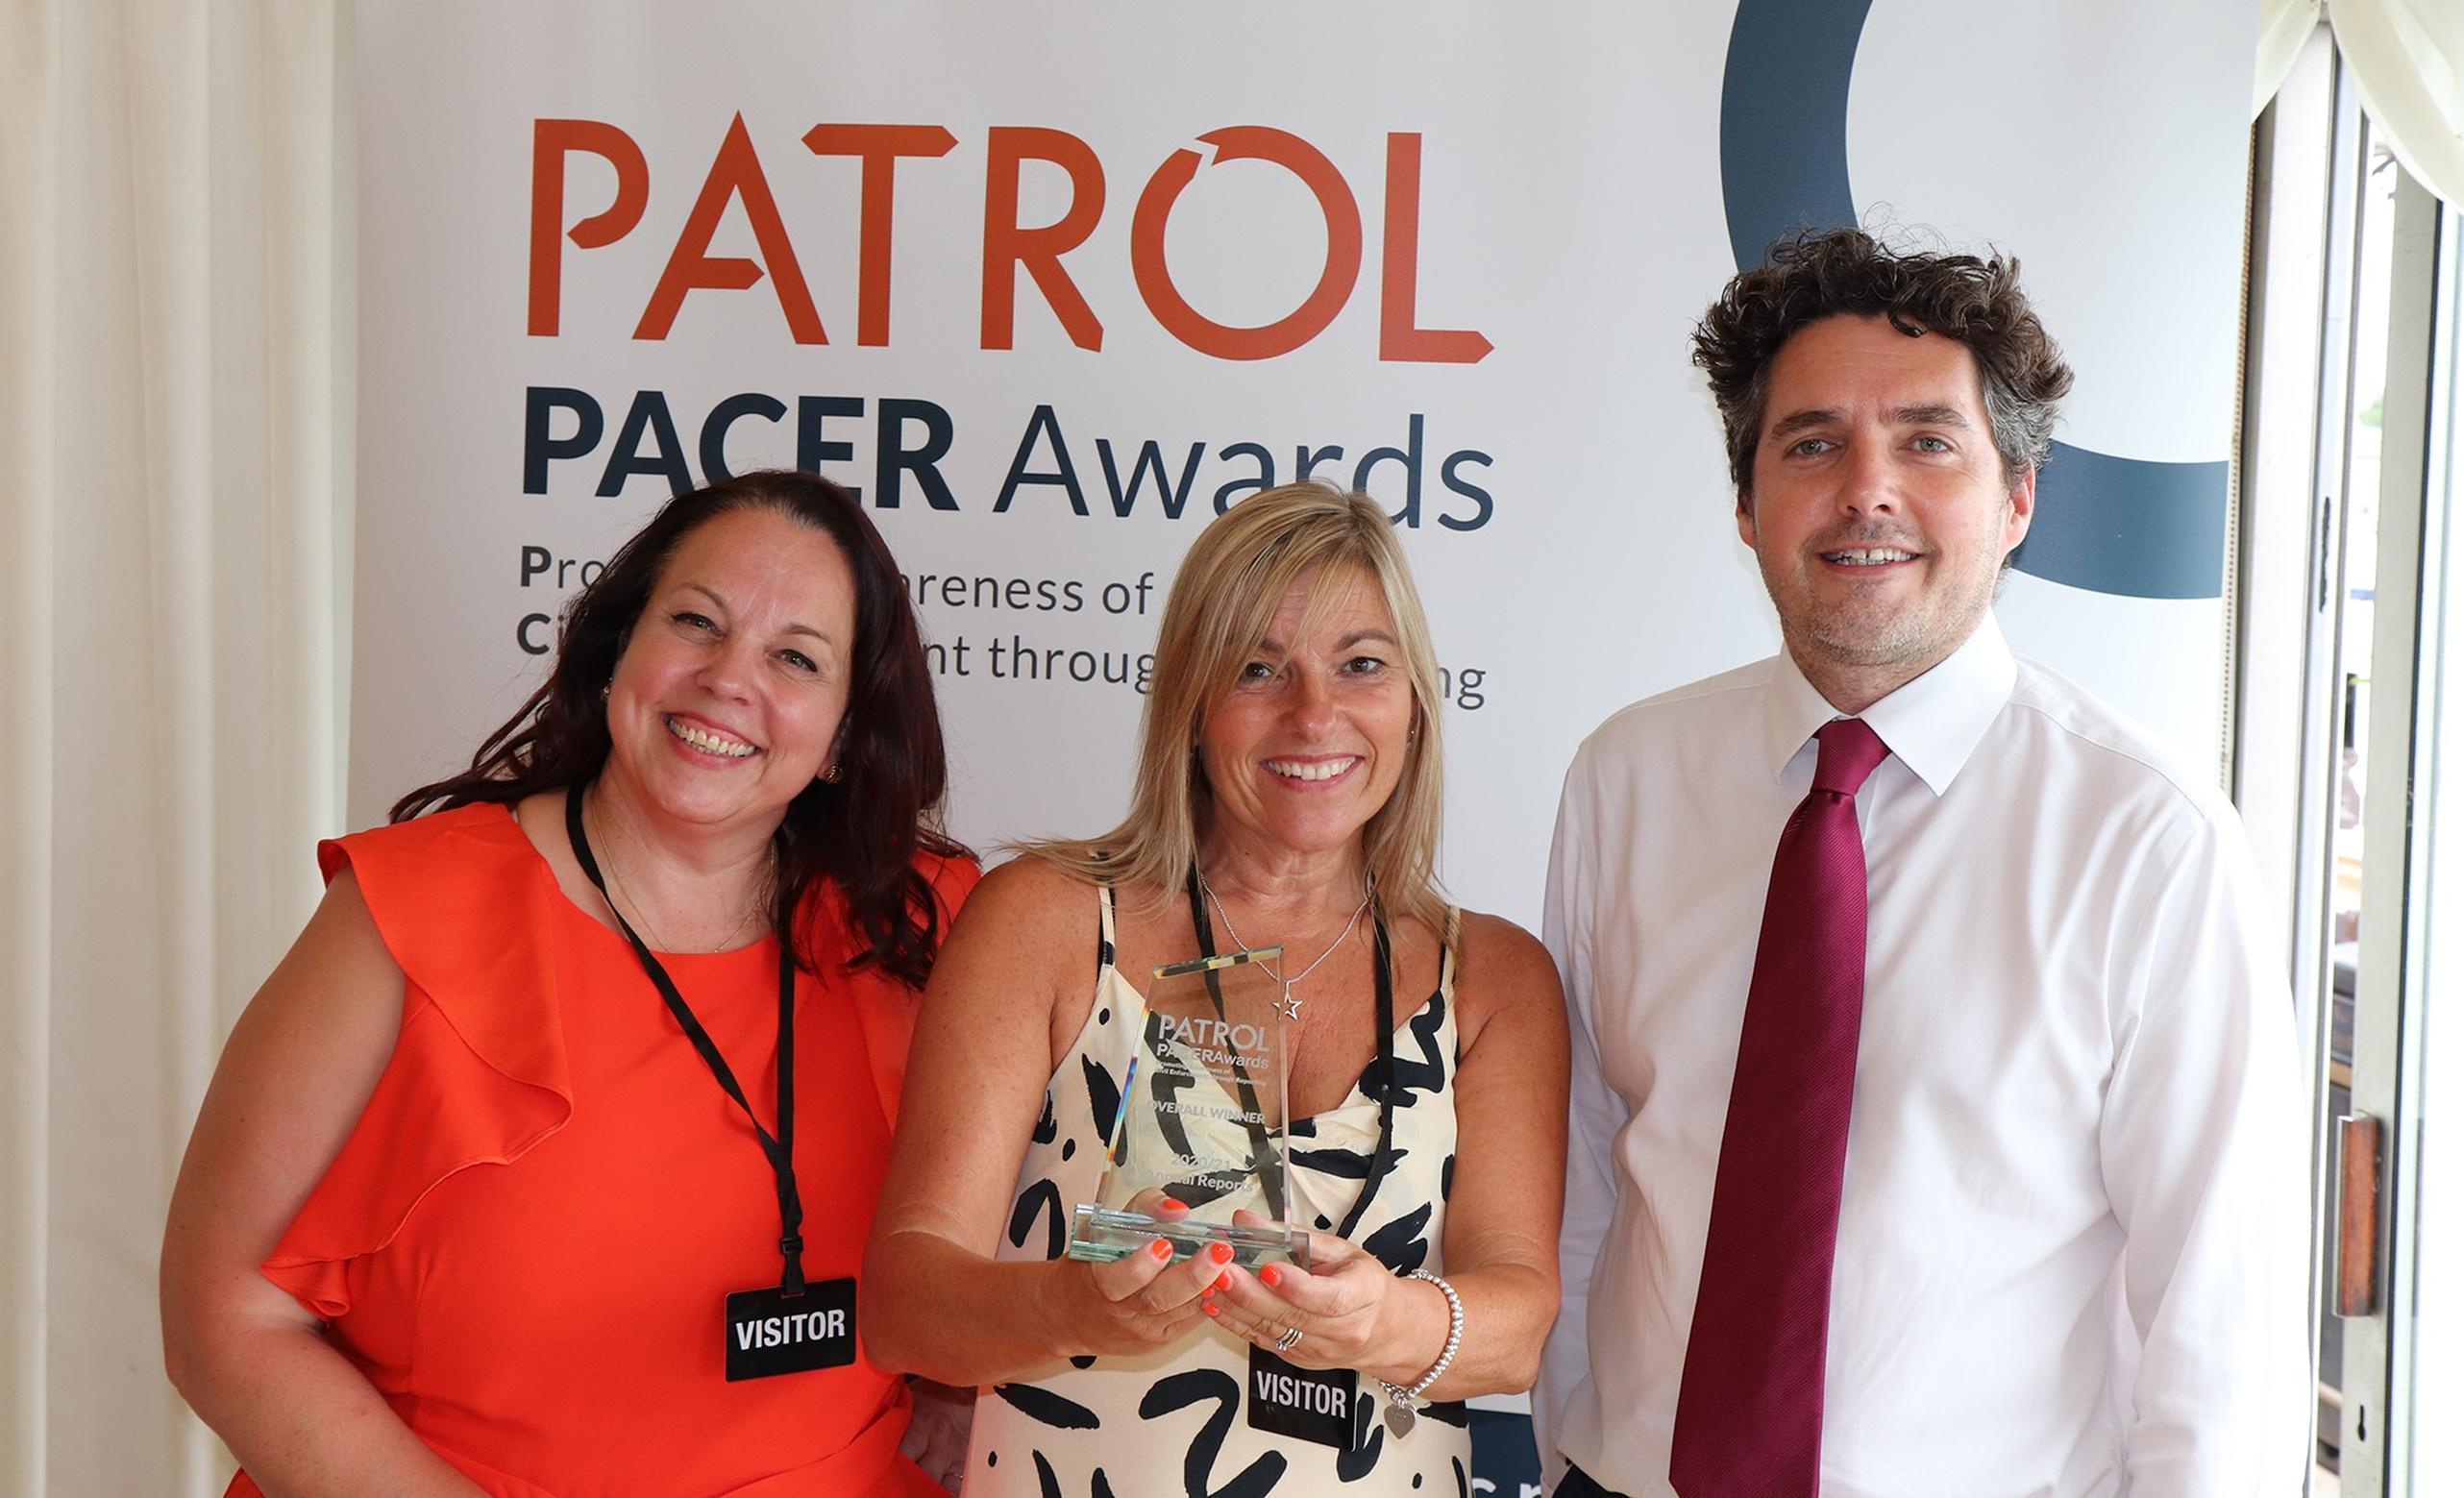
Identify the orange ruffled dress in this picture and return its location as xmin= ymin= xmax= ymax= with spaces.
xmin=232 ymin=803 xmax=976 ymax=1498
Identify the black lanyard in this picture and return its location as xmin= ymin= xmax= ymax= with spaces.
xmin=566 ymin=786 xmax=809 ymax=1296
xmin=1186 ymin=869 xmax=1397 ymax=1241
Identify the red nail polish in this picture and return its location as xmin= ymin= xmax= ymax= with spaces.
xmin=1211 ymin=1274 xmax=1229 ymax=1292
xmin=1160 ymin=1197 xmax=1187 ymax=1211
xmin=1202 ymin=1300 xmax=1220 ymax=1316
xmin=1208 ymin=1241 xmax=1233 ymax=1265
xmin=1260 ymin=1265 xmax=1281 ymax=1287
xmin=1148 ymin=1238 xmax=1172 ymax=1260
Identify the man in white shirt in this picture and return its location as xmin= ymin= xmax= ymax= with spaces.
xmin=1538 ymin=229 xmax=2306 ymax=1497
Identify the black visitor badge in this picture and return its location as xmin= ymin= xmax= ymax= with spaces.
xmin=1246 ymin=1343 xmax=1360 ymax=1449
xmin=725 ymin=1277 xmax=858 ymax=1381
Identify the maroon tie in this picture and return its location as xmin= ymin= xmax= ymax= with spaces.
xmin=1668 ymin=717 xmax=1890 ymax=1498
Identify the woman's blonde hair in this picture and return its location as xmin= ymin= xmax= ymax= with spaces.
xmin=1024 ymin=482 xmax=1447 ymax=930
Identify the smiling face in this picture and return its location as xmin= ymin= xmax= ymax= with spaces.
xmin=1739 ymin=313 xmax=2034 ymax=704
xmin=1197 ymin=564 xmax=1417 ymax=869
xmin=602 ymin=505 xmax=858 ymax=841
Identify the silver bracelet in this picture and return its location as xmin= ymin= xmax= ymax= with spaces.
xmin=1376 ymin=1268 xmax=1463 ymax=1437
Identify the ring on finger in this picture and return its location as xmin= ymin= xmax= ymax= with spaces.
xmin=1273 ymin=1323 xmax=1303 ymax=1353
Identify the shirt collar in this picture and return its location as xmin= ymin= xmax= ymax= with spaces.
xmin=1760 ymin=613 xmax=2019 ymax=798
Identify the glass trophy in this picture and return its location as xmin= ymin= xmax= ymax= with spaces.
xmin=1067 ymin=946 xmax=1313 ymax=1269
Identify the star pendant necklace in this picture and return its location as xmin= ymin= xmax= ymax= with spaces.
xmin=1198 ymin=871 xmax=1372 ymax=1022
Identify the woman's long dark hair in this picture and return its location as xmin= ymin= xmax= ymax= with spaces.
xmin=394 ymin=470 xmax=965 ymax=989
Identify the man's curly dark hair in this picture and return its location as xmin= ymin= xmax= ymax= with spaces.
xmin=1693 ymin=227 xmax=2075 ymax=505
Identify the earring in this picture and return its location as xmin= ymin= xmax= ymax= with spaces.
xmin=822 ymin=764 xmax=842 ymax=784
xmin=600 ymin=683 xmax=611 ymax=701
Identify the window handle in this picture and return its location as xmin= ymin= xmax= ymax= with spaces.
xmin=2335 ymin=1112 xmax=2380 ymax=1318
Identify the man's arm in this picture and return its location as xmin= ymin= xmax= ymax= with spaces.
xmin=2100 ymin=809 xmax=2309 ymax=1496
xmin=1536 ymin=749 xmax=1629 ymax=1487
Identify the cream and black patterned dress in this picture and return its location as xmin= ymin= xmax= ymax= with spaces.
xmin=963 ymin=885 xmax=1471 ymax=1497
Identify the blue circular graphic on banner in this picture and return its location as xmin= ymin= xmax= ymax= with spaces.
xmin=1718 ymin=0 xmax=2226 ymax=601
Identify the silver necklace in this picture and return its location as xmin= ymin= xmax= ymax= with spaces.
xmin=1198 ymin=871 xmax=1372 ymax=1022
xmin=588 ymin=799 xmax=764 ymax=954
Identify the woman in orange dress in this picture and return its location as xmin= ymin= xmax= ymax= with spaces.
xmin=161 ymin=471 xmax=975 ymax=1497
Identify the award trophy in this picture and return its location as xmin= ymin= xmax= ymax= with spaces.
xmin=1067 ymin=946 xmax=1312 ymax=1269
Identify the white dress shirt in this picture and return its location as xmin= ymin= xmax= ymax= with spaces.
xmin=1538 ymin=616 xmax=2307 ymax=1498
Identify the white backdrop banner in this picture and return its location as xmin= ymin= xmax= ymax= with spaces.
xmin=353 ymin=3 xmax=2252 ymax=945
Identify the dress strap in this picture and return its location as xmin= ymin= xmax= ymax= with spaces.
xmin=1096 ymin=881 xmax=1118 ymax=971
xmin=1436 ymin=905 xmax=1462 ymax=1000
